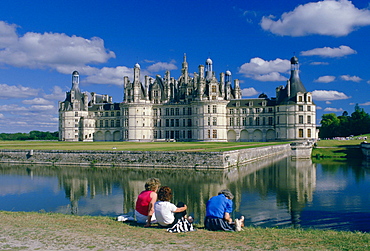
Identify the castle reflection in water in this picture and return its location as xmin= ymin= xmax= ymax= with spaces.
xmin=0 ymin=154 xmax=316 ymax=228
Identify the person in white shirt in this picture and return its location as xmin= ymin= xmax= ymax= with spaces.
xmin=154 ymin=186 xmax=187 ymax=227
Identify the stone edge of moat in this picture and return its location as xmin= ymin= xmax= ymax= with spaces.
xmin=0 ymin=144 xmax=292 ymax=169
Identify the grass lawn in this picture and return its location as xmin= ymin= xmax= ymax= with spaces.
xmin=312 ymin=133 xmax=370 ymax=159
xmin=0 ymin=211 xmax=369 ymax=250
xmin=0 ymin=140 xmax=286 ymax=152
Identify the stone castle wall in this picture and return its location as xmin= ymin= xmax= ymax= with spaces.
xmin=0 ymin=144 xmax=291 ymax=169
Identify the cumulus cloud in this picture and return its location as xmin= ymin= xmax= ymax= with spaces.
xmin=312 ymin=90 xmax=350 ymax=101
xmin=22 ymin=98 xmax=52 ymax=105
xmin=261 ymin=0 xmax=370 ymax=36
xmin=0 ymin=113 xmax=4 ymax=119
xmin=0 ymin=102 xmax=58 ymax=133
xmin=310 ymin=62 xmax=329 ymax=65
xmin=147 ymin=61 xmax=178 ymax=72
xmin=340 ymin=75 xmax=362 ymax=82
xmin=82 ymin=66 xmax=133 ymax=86
xmin=0 ymin=84 xmax=40 ymax=99
xmin=43 ymin=86 xmax=66 ymax=101
xmin=324 ymin=107 xmax=344 ymax=112
xmin=301 ymin=45 xmax=357 ymax=57
xmin=314 ymin=76 xmax=336 ymax=83
xmin=239 ymin=57 xmax=290 ymax=81
xmin=360 ymin=102 xmax=370 ymax=106
xmin=30 ymin=105 xmax=55 ymax=111
xmin=242 ymin=87 xmax=259 ymax=97
xmin=0 ymin=21 xmax=115 ymax=71
xmin=0 ymin=104 xmax=28 ymax=112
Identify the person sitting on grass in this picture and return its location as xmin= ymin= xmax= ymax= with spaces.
xmin=154 ymin=186 xmax=194 ymax=233
xmin=154 ymin=186 xmax=188 ymax=227
xmin=204 ymin=189 xmax=244 ymax=231
xmin=135 ymin=177 xmax=161 ymax=227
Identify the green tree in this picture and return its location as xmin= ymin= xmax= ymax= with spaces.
xmin=0 ymin=131 xmax=58 ymax=140
xmin=319 ymin=104 xmax=370 ymax=138
xmin=349 ymin=104 xmax=370 ymax=136
xmin=319 ymin=113 xmax=341 ymax=138
xmin=337 ymin=111 xmax=350 ymax=136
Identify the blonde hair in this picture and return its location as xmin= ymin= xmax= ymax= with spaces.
xmin=144 ymin=178 xmax=161 ymax=191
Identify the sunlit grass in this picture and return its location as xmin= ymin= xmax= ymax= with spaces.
xmin=0 ymin=211 xmax=369 ymax=250
xmin=312 ymin=134 xmax=369 ymax=158
xmin=0 ymin=140 xmax=286 ymax=152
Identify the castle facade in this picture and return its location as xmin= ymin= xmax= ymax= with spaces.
xmin=59 ymin=55 xmax=316 ymax=142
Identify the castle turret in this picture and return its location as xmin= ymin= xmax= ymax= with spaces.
xmin=288 ymin=56 xmax=307 ymax=99
xmin=182 ymin=54 xmax=189 ymax=84
xmin=133 ymin=63 xmax=141 ymax=102
xmin=205 ymin=58 xmax=213 ymax=80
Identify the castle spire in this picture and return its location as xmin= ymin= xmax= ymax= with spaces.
xmin=288 ymin=56 xmax=306 ymax=98
xmin=182 ymin=53 xmax=188 ymax=83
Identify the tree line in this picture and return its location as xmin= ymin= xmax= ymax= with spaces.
xmin=0 ymin=131 xmax=58 ymax=140
xmin=320 ymin=104 xmax=370 ymax=139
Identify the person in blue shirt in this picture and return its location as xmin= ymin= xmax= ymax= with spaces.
xmin=204 ymin=189 xmax=235 ymax=231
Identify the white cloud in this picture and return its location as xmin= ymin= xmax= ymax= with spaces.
xmin=0 ymin=113 xmax=4 ymax=119
xmin=0 ymin=106 xmax=58 ymax=132
xmin=239 ymin=57 xmax=290 ymax=81
xmin=30 ymin=105 xmax=55 ymax=111
xmin=0 ymin=104 xmax=28 ymax=112
xmin=360 ymin=102 xmax=370 ymax=106
xmin=301 ymin=45 xmax=356 ymax=57
xmin=0 ymin=21 xmax=18 ymax=48
xmin=324 ymin=107 xmax=344 ymax=112
xmin=82 ymin=66 xmax=133 ymax=86
xmin=314 ymin=76 xmax=336 ymax=83
xmin=147 ymin=61 xmax=178 ymax=72
xmin=253 ymin=72 xmax=288 ymax=81
xmin=310 ymin=62 xmax=329 ymax=65
xmin=43 ymin=86 xmax=66 ymax=101
xmin=312 ymin=90 xmax=350 ymax=101
xmin=326 ymin=101 xmax=331 ymax=104
xmin=242 ymin=87 xmax=259 ymax=97
xmin=261 ymin=0 xmax=370 ymax=36
xmin=22 ymin=98 xmax=52 ymax=105
xmin=0 ymin=84 xmax=40 ymax=99
xmin=340 ymin=75 xmax=362 ymax=82
xmin=368 ymin=80 xmax=370 ymax=84
xmin=0 ymin=21 xmax=115 ymax=71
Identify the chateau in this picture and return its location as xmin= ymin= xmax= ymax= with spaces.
xmin=59 ymin=55 xmax=316 ymax=142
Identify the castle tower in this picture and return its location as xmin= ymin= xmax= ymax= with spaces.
xmin=182 ymin=54 xmax=189 ymax=84
xmin=275 ymin=56 xmax=316 ymax=141
xmin=133 ymin=63 xmax=141 ymax=102
xmin=59 ymin=71 xmax=91 ymax=141
xmin=205 ymin=58 xmax=213 ymax=80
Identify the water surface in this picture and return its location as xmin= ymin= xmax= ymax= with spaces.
xmin=1 ymin=156 xmax=369 ymax=232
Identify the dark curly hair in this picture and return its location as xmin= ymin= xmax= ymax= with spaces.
xmin=157 ymin=186 xmax=172 ymax=201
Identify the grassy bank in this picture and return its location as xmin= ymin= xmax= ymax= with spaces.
xmin=312 ymin=134 xmax=369 ymax=159
xmin=0 ymin=140 xmax=285 ymax=152
xmin=0 ymin=211 xmax=369 ymax=251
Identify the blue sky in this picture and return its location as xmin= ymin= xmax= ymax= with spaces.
xmin=0 ymin=0 xmax=369 ymax=133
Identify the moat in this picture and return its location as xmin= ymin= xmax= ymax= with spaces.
xmin=1 ymin=156 xmax=369 ymax=232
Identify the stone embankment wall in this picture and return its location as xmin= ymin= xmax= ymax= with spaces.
xmin=0 ymin=144 xmax=291 ymax=169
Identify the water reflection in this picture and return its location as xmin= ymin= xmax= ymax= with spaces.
xmin=1 ymin=156 xmax=369 ymax=232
